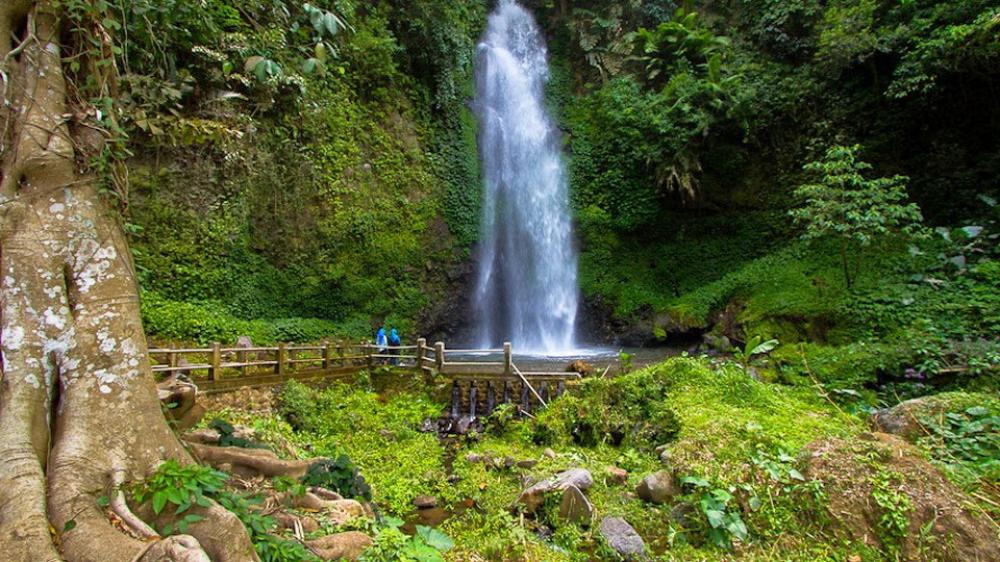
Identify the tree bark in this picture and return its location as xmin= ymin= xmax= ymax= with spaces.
xmin=0 ymin=2 xmax=256 ymax=560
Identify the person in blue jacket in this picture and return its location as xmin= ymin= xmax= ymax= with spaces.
xmin=389 ymin=328 xmax=401 ymax=365
xmin=376 ymin=327 xmax=387 ymax=352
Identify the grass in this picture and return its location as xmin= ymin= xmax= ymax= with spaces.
xmin=208 ymin=357 xmax=884 ymax=561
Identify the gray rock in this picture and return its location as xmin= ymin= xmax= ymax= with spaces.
xmin=669 ymin=502 xmax=698 ymax=528
xmin=636 ymin=470 xmax=679 ymax=504
xmin=517 ymin=459 xmax=538 ymax=469
xmin=717 ymin=335 xmax=732 ymax=352
xmin=558 ymin=485 xmax=594 ymax=525
xmin=413 ymin=495 xmax=437 ymax=509
xmin=516 ymin=468 xmax=594 ymax=513
xmin=658 ymin=448 xmax=671 ymax=465
xmin=236 ymin=335 xmax=254 ymax=348
xmin=599 ymin=516 xmax=646 ymax=560
xmin=453 ymin=415 xmax=475 ymax=435
xmin=465 ymin=452 xmax=482 ymax=464
xmin=543 ymin=448 xmax=557 ymax=459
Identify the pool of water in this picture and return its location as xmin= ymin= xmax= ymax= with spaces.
xmin=447 ymin=346 xmax=680 ymax=374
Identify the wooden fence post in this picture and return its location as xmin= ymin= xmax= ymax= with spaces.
xmin=337 ymin=342 xmax=344 ymax=367
xmin=416 ymin=338 xmax=426 ymax=369
xmin=434 ymin=341 xmax=445 ymax=371
xmin=366 ymin=343 xmax=373 ymax=370
xmin=323 ymin=340 xmax=332 ymax=370
xmin=503 ymin=342 xmax=512 ymax=376
xmin=237 ymin=346 xmax=247 ymax=377
xmin=167 ymin=346 xmax=177 ymax=369
xmin=209 ymin=342 xmax=221 ymax=381
xmin=276 ymin=343 xmax=286 ymax=375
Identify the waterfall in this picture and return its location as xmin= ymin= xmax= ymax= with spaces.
xmin=472 ymin=0 xmax=578 ymax=354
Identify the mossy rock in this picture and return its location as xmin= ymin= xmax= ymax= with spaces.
xmin=803 ymin=432 xmax=1000 ymax=561
xmin=873 ymin=391 xmax=1000 ymax=441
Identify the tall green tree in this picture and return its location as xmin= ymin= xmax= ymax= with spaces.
xmin=790 ymin=145 xmax=924 ymax=288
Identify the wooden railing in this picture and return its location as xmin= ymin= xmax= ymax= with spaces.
xmin=149 ymin=338 xmax=580 ymax=393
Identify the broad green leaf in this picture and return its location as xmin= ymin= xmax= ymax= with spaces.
xmin=323 ymin=13 xmax=339 ymax=36
xmin=244 ymin=56 xmax=264 ymax=74
xmin=705 ymin=509 xmax=726 ymax=528
xmin=152 ymin=491 xmax=168 ymax=514
xmin=417 ymin=525 xmax=454 ymax=552
xmin=750 ymin=339 xmax=778 ymax=356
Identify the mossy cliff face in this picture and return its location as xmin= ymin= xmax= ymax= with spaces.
xmin=125 ymin=2 xmax=487 ymax=344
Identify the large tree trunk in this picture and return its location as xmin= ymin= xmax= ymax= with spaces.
xmin=0 ymin=2 xmax=256 ymax=560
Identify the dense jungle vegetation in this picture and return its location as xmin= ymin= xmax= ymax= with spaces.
xmin=105 ymin=0 xmax=1000 ymax=394
xmin=41 ymin=0 xmax=1000 ymax=560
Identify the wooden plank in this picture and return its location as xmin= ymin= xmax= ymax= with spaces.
xmin=152 ymin=364 xmax=211 ymax=372
xmin=219 ymin=360 xmax=277 ymax=368
xmin=208 ymin=342 xmax=221 ymax=381
xmin=512 ymin=362 xmax=545 ymax=407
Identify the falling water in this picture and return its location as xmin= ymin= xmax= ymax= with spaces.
xmin=472 ymin=0 xmax=578 ymax=354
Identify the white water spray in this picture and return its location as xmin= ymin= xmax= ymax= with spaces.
xmin=472 ymin=0 xmax=578 ymax=354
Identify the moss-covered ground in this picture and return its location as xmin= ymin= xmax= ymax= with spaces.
xmin=199 ymin=355 xmax=999 ymax=561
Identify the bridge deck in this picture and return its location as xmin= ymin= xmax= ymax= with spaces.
xmin=151 ymin=338 xmax=584 ymax=398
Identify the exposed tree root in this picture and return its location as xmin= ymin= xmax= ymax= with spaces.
xmin=109 ymin=471 xmax=159 ymax=540
xmin=187 ymin=442 xmax=316 ymax=479
xmin=158 ymin=375 xmax=204 ymax=430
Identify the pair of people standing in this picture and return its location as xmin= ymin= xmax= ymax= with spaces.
xmin=375 ymin=327 xmax=402 ymax=364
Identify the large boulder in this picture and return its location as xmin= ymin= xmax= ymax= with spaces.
xmin=803 ymin=432 xmax=1000 ymax=562
xmin=636 ymin=470 xmax=679 ymax=504
xmin=515 ymin=468 xmax=593 ymax=513
xmin=558 ymin=485 xmax=594 ymax=525
xmin=872 ymin=392 xmax=999 ymax=441
xmin=599 ymin=516 xmax=646 ymax=560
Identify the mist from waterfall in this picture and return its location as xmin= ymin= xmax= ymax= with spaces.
xmin=472 ymin=0 xmax=578 ymax=354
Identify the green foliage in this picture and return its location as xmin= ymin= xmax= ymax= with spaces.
xmin=302 ymin=456 xmax=373 ymax=501
xmin=533 ymin=365 xmax=681 ymax=449
xmin=740 ymin=0 xmax=822 ymax=60
xmin=632 ymin=8 xmax=731 ymax=87
xmin=254 ymin=533 xmax=321 ymax=562
xmin=733 ymin=335 xmax=779 ymax=369
xmin=680 ymin=476 xmax=749 ymax=550
xmin=790 ymin=145 xmax=924 ymax=288
xmin=275 ymin=380 xmax=444 ymax=514
xmin=208 ymin=418 xmax=267 ymax=449
xmin=132 ymin=460 xmax=227 ymax=535
xmin=869 ymin=468 xmax=913 ymax=557
xmin=140 ymin=291 xmax=345 ymax=344
xmin=918 ymin=404 xmax=1000 ymax=488
xmin=359 ymin=523 xmax=453 ymax=562
xmin=214 ymin=490 xmax=320 ymax=562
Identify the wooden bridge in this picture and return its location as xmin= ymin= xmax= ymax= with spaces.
xmin=149 ymin=338 xmax=583 ymax=404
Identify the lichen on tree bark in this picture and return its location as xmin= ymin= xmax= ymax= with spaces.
xmin=0 ymin=2 xmax=256 ymax=560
